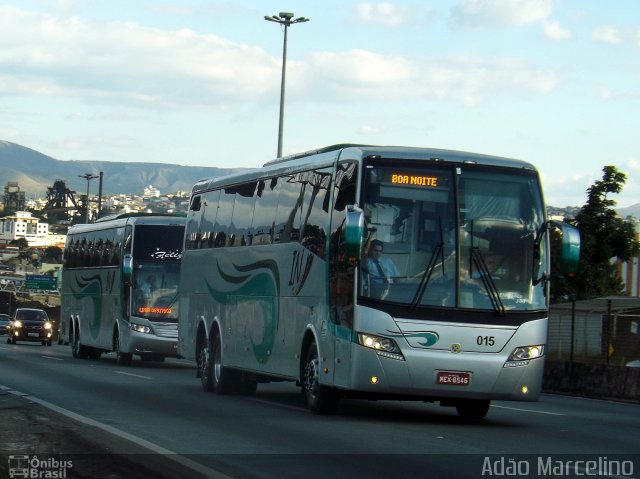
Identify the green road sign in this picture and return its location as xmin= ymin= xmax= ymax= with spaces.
xmin=25 ymin=274 xmax=58 ymax=291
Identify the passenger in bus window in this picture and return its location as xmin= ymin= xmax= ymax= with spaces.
xmin=363 ymin=239 xmax=399 ymax=299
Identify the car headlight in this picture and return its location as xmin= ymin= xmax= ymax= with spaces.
xmin=507 ymin=345 xmax=544 ymax=361
xmin=130 ymin=322 xmax=152 ymax=334
xmin=357 ymin=332 xmax=405 ymax=361
xmin=13 ymin=320 xmax=23 ymax=328
xmin=44 ymin=322 xmax=52 ymax=330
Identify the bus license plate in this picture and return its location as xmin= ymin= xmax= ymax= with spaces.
xmin=437 ymin=371 xmax=471 ymax=386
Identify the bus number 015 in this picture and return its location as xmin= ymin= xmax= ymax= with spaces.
xmin=477 ymin=336 xmax=495 ymax=347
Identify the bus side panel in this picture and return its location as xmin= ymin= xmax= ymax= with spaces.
xmin=178 ymin=249 xmax=212 ymax=362
xmin=62 ymin=268 xmax=118 ymax=351
xmin=181 ymin=243 xmax=329 ymax=381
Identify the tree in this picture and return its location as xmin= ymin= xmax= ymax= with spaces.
xmin=9 ymin=237 xmax=29 ymax=250
xmin=563 ymin=166 xmax=640 ymax=300
xmin=44 ymin=246 xmax=63 ymax=264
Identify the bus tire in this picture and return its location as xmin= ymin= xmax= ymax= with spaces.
xmin=113 ymin=329 xmax=132 ymax=366
xmin=73 ymin=327 xmax=89 ymax=360
xmin=455 ymin=399 xmax=490 ymax=420
xmin=211 ymin=332 xmax=233 ymax=394
xmin=303 ymin=342 xmax=340 ymax=415
xmin=70 ymin=323 xmax=77 ymax=358
xmin=199 ymin=342 xmax=214 ymax=392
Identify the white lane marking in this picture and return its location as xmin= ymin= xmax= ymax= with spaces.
xmin=114 ymin=371 xmax=153 ymax=380
xmin=0 ymin=384 xmax=234 ymax=479
xmin=492 ymin=405 xmax=565 ymax=416
xmin=244 ymin=396 xmax=308 ymax=413
xmin=42 ymin=355 xmax=64 ymax=361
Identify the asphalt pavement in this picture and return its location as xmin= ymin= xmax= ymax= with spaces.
xmin=0 ymin=389 xmax=178 ymax=479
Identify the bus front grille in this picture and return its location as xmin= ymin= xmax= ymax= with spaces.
xmin=153 ymin=323 xmax=178 ymax=339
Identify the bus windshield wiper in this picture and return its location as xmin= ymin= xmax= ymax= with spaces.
xmin=410 ymin=218 xmax=444 ymax=310
xmin=470 ymin=247 xmax=505 ymax=316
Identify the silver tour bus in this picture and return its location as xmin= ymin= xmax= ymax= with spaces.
xmin=178 ymin=145 xmax=579 ymax=418
xmin=61 ymin=213 xmax=185 ymax=365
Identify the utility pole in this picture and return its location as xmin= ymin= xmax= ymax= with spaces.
xmin=78 ymin=173 xmax=98 ymax=223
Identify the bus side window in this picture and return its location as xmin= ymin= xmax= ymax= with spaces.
xmin=201 ymin=190 xmax=220 ymax=249
xmin=274 ymin=175 xmax=302 ymax=243
xmin=252 ymin=178 xmax=279 ymax=245
xmin=300 ymin=168 xmax=332 ymax=259
xmin=215 ymin=188 xmax=235 ymax=247
xmin=229 ymin=182 xmax=257 ymax=247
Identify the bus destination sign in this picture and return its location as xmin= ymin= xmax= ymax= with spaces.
xmin=390 ymin=174 xmax=439 ymax=187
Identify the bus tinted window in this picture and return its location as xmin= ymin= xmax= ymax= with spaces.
xmin=274 ymin=175 xmax=302 ymax=243
xmin=300 ymin=168 xmax=332 ymax=258
xmin=133 ymin=225 xmax=183 ymax=261
xmin=202 ymin=190 xmax=220 ymax=249
xmin=215 ymin=188 xmax=235 ymax=247
xmin=229 ymin=182 xmax=257 ymax=247
xmin=252 ymin=178 xmax=280 ymax=245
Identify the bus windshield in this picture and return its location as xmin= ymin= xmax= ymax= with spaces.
xmin=132 ymin=224 xmax=183 ymax=320
xmin=133 ymin=262 xmax=180 ymax=320
xmin=360 ymin=161 xmax=547 ymax=312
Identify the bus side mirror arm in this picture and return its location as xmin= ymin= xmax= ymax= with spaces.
xmin=345 ymin=205 xmax=364 ymax=264
xmin=123 ymin=254 xmax=133 ymax=285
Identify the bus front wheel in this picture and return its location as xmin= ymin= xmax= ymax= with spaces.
xmin=303 ymin=343 xmax=340 ymax=415
xmin=113 ymin=329 xmax=132 ymax=366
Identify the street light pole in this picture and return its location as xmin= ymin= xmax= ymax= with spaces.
xmin=78 ymin=173 xmax=98 ymax=223
xmin=264 ymin=12 xmax=309 ymax=158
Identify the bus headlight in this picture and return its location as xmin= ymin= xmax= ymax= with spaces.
xmin=507 ymin=345 xmax=544 ymax=361
xmin=130 ymin=322 xmax=152 ymax=334
xmin=357 ymin=333 xmax=405 ymax=361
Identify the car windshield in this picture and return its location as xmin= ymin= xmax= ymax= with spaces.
xmin=359 ymin=160 xmax=547 ymax=312
xmin=15 ymin=310 xmax=48 ymax=322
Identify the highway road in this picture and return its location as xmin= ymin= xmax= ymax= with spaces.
xmin=1 ymin=342 xmax=639 ymax=479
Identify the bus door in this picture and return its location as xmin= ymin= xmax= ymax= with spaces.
xmin=330 ymin=161 xmax=358 ymax=387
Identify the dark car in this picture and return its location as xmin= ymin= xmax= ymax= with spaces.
xmin=0 ymin=313 xmax=10 ymax=335
xmin=6 ymin=308 xmax=53 ymax=346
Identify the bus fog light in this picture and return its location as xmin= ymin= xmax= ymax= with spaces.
xmin=357 ymin=332 xmax=405 ymax=361
xmin=508 ymin=345 xmax=544 ymax=361
xmin=130 ymin=322 xmax=152 ymax=334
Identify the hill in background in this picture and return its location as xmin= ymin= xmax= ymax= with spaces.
xmin=2 ymin=139 xmax=640 ymax=219
xmin=0 ymin=140 xmax=247 ymax=197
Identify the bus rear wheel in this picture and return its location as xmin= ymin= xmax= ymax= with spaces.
xmin=73 ymin=327 xmax=89 ymax=359
xmin=211 ymin=332 xmax=233 ymax=394
xmin=455 ymin=399 xmax=490 ymax=420
xmin=303 ymin=342 xmax=340 ymax=415
xmin=199 ymin=342 xmax=214 ymax=392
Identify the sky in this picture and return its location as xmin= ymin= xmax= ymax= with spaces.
xmin=0 ymin=0 xmax=639 ymax=208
